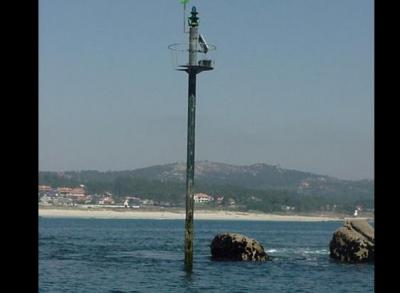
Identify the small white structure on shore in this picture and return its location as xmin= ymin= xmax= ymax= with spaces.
xmin=194 ymin=193 xmax=214 ymax=203
xmin=124 ymin=199 xmax=129 ymax=208
xmin=353 ymin=209 xmax=358 ymax=217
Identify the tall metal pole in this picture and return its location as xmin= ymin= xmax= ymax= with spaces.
xmin=184 ymin=71 xmax=196 ymax=272
xmin=180 ymin=5 xmax=214 ymax=272
xmin=184 ymin=6 xmax=199 ymax=272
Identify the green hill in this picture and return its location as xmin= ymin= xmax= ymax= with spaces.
xmin=39 ymin=161 xmax=374 ymax=213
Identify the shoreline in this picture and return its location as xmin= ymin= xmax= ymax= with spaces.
xmin=38 ymin=207 xmax=370 ymax=222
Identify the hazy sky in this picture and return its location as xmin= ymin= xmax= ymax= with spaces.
xmin=39 ymin=0 xmax=374 ymax=180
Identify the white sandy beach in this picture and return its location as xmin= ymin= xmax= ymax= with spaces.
xmin=38 ymin=208 xmax=354 ymax=221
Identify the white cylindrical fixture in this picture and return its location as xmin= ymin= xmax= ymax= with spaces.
xmin=189 ymin=26 xmax=198 ymax=66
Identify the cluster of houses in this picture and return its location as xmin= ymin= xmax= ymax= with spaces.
xmin=38 ymin=185 xmax=227 ymax=208
xmin=39 ymin=184 xmax=367 ymax=214
xmin=39 ymin=185 xmax=107 ymax=206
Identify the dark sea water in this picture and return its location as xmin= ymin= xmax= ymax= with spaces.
xmin=39 ymin=218 xmax=374 ymax=293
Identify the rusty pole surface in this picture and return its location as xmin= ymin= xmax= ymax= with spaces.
xmin=184 ymin=70 xmax=196 ymax=272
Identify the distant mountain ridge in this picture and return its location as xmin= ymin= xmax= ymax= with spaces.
xmin=39 ymin=161 xmax=373 ymax=213
xmin=127 ymin=161 xmax=321 ymax=187
xmin=40 ymin=161 xmax=373 ymax=198
xmin=119 ymin=160 xmax=372 ymax=196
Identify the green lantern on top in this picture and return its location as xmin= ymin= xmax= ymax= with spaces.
xmin=188 ymin=6 xmax=199 ymax=27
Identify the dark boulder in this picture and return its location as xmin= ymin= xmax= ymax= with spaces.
xmin=210 ymin=233 xmax=268 ymax=261
xmin=329 ymin=219 xmax=374 ymax=263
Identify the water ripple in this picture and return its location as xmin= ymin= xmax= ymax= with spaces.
xmin=39 ymin=218 xmax=374 ymax=293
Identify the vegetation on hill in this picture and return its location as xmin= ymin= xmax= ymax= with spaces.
xmin=39 ymin=161 xmax=374 ymax=213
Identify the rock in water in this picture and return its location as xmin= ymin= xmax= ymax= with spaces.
xmin=329 ymin=219 xmax=374 ymax=263
xmin=210 ymin=233 xmax=268 ymax=261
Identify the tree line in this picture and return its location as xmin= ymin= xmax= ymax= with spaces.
xmin=39 ymin=172 xmax=373 ymax=213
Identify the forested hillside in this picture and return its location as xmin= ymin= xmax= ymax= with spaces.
xmin=39 ymin=161 xmax=374 ymax=213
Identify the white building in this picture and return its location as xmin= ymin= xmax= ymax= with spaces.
xmin=194 ymin=193 xmax=214 ymax=203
